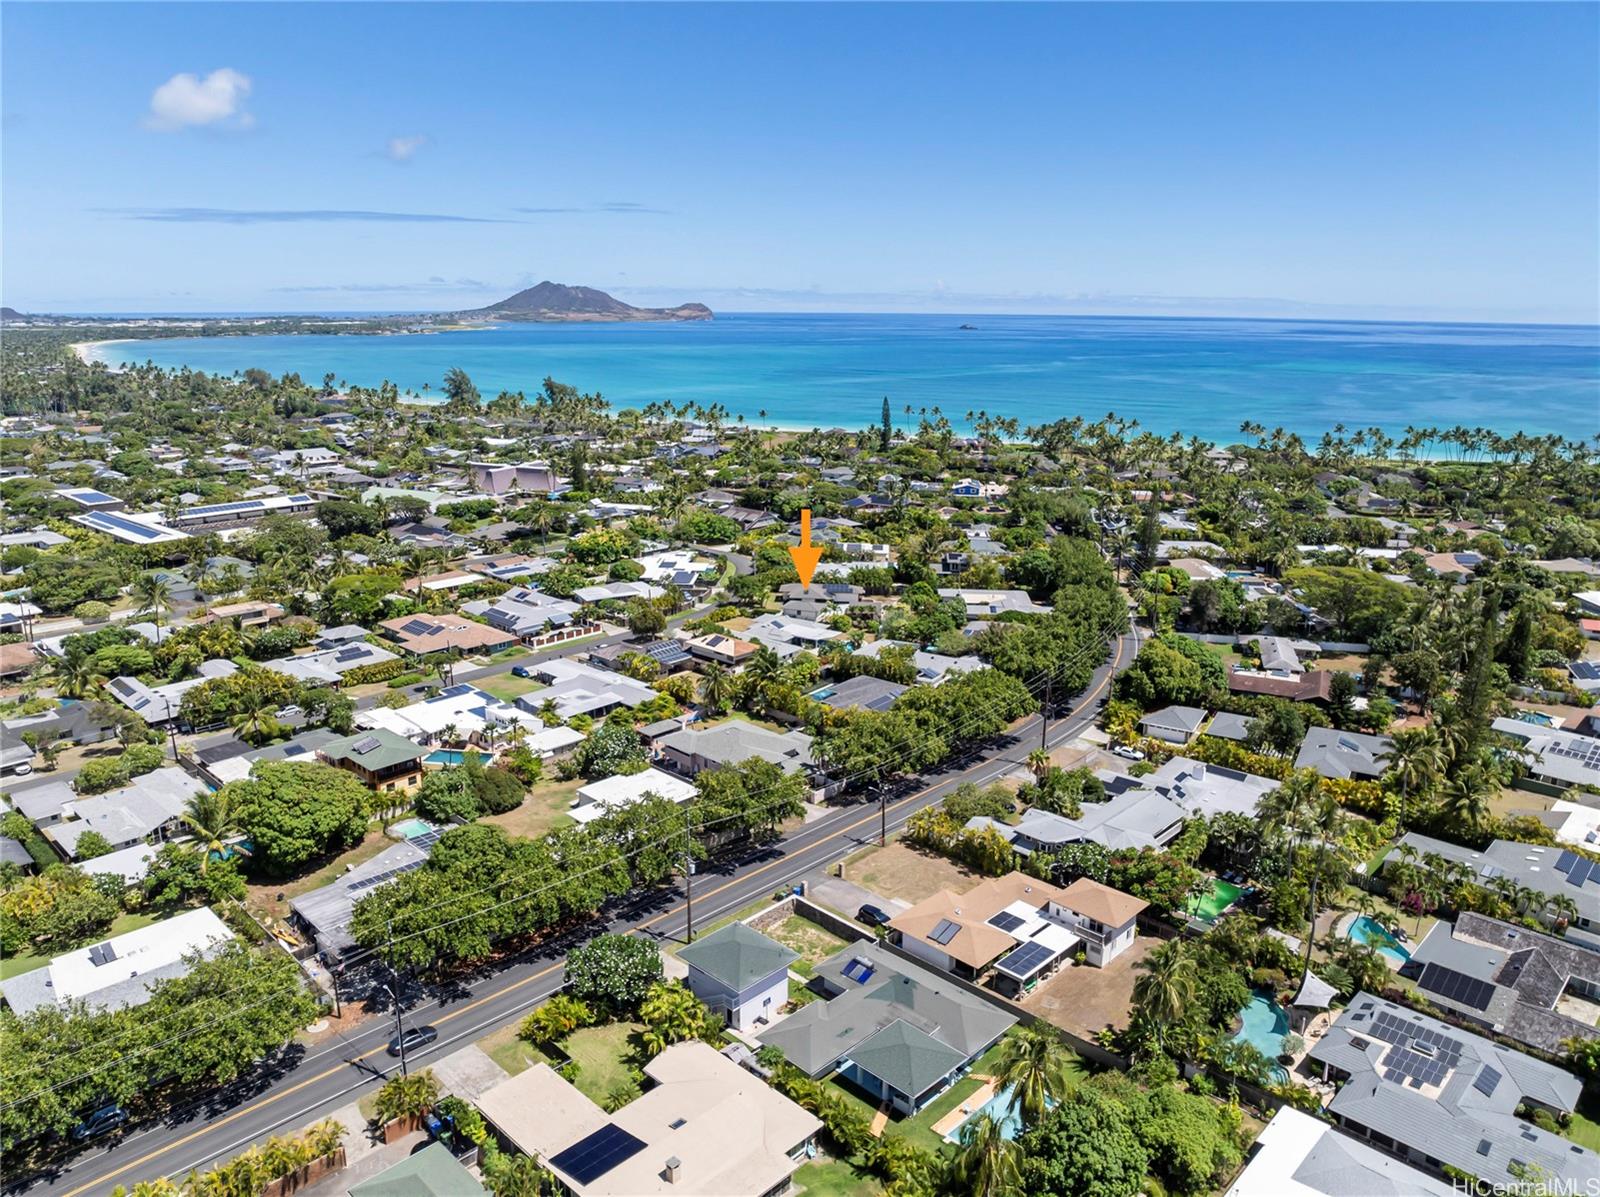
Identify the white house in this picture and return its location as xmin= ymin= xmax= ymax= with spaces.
xmin=570 ymin=767 xmax=696 ymax=825
xmin=678 ymin=921 xmax=798 ymax=1033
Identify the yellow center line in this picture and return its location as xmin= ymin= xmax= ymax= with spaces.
xmin=59 ymin=634 xmax=1127 ymax=1196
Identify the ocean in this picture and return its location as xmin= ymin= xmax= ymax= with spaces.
xmin=90 ymin=312 xmax=1600 ymax=443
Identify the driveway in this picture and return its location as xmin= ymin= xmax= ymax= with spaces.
xmin=1022 ymin=935 xmax=1158 ymax=1040
xmin=805 ymin=874 xmax=910 ymax=922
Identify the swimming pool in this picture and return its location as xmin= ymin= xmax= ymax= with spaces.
xmin=425 ymin=749 xmax=487 ymax=766
xmin=1233 ymin=993 xmax=1291 ymax=1081
xmin=1348 ymin=914 xmax=1411 ymax=965
xmin=392 ymin=818 xmax=434 ymax=840
xmin=1187 ymin=878 xmax=1244 ymax=923
xmin=942 ymin=1083 xmax=1052 ymax=1144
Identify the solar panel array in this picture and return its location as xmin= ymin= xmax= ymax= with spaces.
xmin=1383 ymin=1044 xmax=1450 ymax=1089
xmin=1417 ymin=962 xmax=1497 ymax=1012
xmin=184 ymin=499 xmax=269 ymax=518
xmin=549 ymin=1124 xmax=648 ymax=1186
xmin=83 ymin=511 xmax=173 ymax=541
xmin=407 ymin=828 xmax=446 ymax=852
xmin=88 ymin=942 xmax=119 ymax=967
xmin=842 ymin=957 xmax=876 ymax=985
xmin=351 ymin=735 xmax=382 ymax=755
xmin=67 ymin=489 xmax=119 ymax=504
xmin=995 ymin=940 xmax=1055 ymax=979
xmin=347 ymin=857 xmax=425 ymax=894
xmin=1572 ymin=662 xmax=1600 ymax=682
xmin=334 ymin=646 xmax=368 ymax=662
xmin=399 ymin=618 xmax=439 ymax=637
xmin=1367 ymin=1009 xmax=1465 ymax=1065
xmin=1474 ymin=1065 xmax=1503 ymax=1097
xmin=1547 ymin=738 xmax=1600 ymax=769
xmin=928 ymin=918 xmax=961 ymax=945
xmin=988 ymin=911 xmax=1025 ymax=933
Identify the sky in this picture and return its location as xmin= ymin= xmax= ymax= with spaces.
xmin=3 ymin=2 xmax=1597 ymax=322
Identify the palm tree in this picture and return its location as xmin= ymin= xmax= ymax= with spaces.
xmin=1378 ymin=727 xmax=1442 ymax=826
xmin=991 ymin=1022 xmax=1075 ymax=1128
xmin=698 ymin=662 xmax=733 ymax=715
xmin=951 ymin=1112 xmax=1023 ymax=1197
xmin=1025 ymin=748 xmax=1052 ymax=783
xmin=181 ymin=789 xmax=249 ymax=873
xmin=230 ymin=702 xmax=279 ymax=746
xmin=131 ymin=573 xmax=175 ymax=627
xmin=51 ymin=655 xmax=106 ymax=698
xmin=1296 ymin=789 xmax=1353 ymax=989
xmin=1132 ymin=939 xmax=1197 ymax=1055
xmin=1441 ymin=763 xmax=1496 ymax=834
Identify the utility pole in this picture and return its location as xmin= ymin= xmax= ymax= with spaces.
xmin=387 ymin=919 xmax=409 ymax=1077
xmin=1040 ymin=673 xmax=1052 ymax=752
xmin=879 ymin=780 xmax=888 ymax=847
xmin=683 ymin=797 xmax=696 ymax=943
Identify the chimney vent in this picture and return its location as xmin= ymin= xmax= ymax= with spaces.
xmin=665 ymin=1157 xmax=682 ymax=1184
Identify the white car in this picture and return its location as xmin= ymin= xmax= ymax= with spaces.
xmin=1111 ymin=745 xmax=1145 ymax=761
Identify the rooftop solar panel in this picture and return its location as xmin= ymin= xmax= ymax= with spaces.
xmin=995 ymin=940 xmax=1056 ymax=979
xmin=351 ymin=735 xmax=381 ymax=755
xmin=842 ymin=957 xmax=876 ymax=985
xmin=1557 ymin=850 xmax=1579 ymax=875
xmin=549 ymin=1124 xmax=648 ymax=1186
xmin=928 ymin=918 xmax=961 ymax=945
xmin=347 ymin=858 xmax=425 ymax=893
xmin=1474 ymin=1065 xmax=1503 ymax=1097
xmin=85 ymin=511 xmax=170 ymax=541
xmin=988 ymin=911 xmax=1025 ymax=933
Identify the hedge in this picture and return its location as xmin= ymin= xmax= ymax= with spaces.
xmin=343 ymin=658 xmax=406 ymax=685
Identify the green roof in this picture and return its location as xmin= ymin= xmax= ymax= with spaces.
xmin=321 ymin=727 xmax=424 ymax=772
xmin=679 ymin=921 xmax=798 ymax=991
xmin=847 ymin=1018 xmax=968 ymax=1101
xmin=348 ymin=1142 xmax=487 ymax=1197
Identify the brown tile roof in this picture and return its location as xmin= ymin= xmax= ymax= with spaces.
xmin=0 ymin=641 xmax=40 ymax=677
xmin=890 ymin=872 xmax=1070 ymax=970
xmin=1059 ymin=878 xmax=1147 ymax=928
xmin=1226 ymin=669 xmax=1336 ymax=703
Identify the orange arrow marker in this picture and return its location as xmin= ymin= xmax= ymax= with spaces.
xmin=789 ymin=508 xmax=823 ymax=589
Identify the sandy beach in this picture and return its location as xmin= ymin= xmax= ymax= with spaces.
xmin=69 ymin=339 xmax=134 ymax=367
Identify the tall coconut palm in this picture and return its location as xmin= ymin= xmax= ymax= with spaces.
xmin=951 ymin=1112 xmax=1023 ymax=1197
xmin=131 ymin=573 xmax=176 ymax=628
xmin=230 ymin=702 xmax=279 ymax=746
xmin=992 ymin=1022 xmax=1075 ymax=1128
xmin=698 ymin=662 xmax=733 ymax=715
xmin=181 ymin=789 xmax=249 ymax=872
xmin=1378 ymin=727 xmax=1442 ymax=825
xmin=1132 ymin=939 xmax=1197 ymax=1055
xmin=1295 ymin=789 xmax=1353 ymax=989
xmin=51 ymin=654 xmax=107 ymax=699
xmin=1440 ymin=762 xmax=1496 ymax=834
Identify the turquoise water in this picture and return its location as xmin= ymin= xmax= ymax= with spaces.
xmin=424 ymin=749 xmax=485 ymax=766
xmin=943 ymin=1083 xmax=1052 ymax=1144
xmin=94 ymin=313 xmax=1599 ymax=443
xmin=393 ymin=818 xmax=433 ymax=838
xmin=1348 ymin=914 xmax=1412 ymax=965
xmin=1233 ymin=993 xmax=1292 ymax=1083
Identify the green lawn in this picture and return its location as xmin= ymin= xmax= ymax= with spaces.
xmin=767 ymin=915 xmax=850 ymax=979
xmin=792 ymin=1158 xmax=884 ymax=1197
xmin=560 ymin=1022 xmax=646 ymax=1108
xmin=477 ymin=673 xmax=545 ymax=702
xmin=2 ymin=910 xmax=173 ymax=980
xmin=483 ymin=779 xmax=581 ymax=840
xmin=1568 ymin=1100 xmax=1600 ymax=1152
xmin=478 ymin=1023 xmax=549 ymax=1077
xmin=668 ymin=896 xmax=783 ymax=956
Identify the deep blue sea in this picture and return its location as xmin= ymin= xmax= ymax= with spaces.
xmin=93 ymin=313 xmax=1600 ymax=443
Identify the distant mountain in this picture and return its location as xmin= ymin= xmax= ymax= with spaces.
xmin=467 ymin=281 xmax=712 ymax=323
xmin=0 ymin=307 xmax=23 ymax=321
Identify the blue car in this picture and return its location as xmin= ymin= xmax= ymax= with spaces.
xmin=511 ymin=665 xmax=534 ymax=678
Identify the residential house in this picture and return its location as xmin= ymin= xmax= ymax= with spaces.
xmin=71 ymin=509 xmax=188 ymax=545
xmin=746 ymin=613 xmax=847 ymax=657
xmin=586 ymin=638 xmax=693 ymax=674
xmin=758 ymin=940 xmax=1015 ymax=1115
xmin=973 ymin=788 xmax=1188 ymax=855
xmin=683 ymin=633 xmax=757 ymax=667
xmin=0 ymin=907 xmax=234 ymax=1017
xmin=1391 ymin=833 xmax=1600 ymax=933
xmin=1492 ymin=716 xmax=1600 ymax=790
xmin=1294 ymin=726 xmax=1393 ymax=781
xmin=43 ymin=766 xmax=193 ymax=859
xmin=521 ymin=660 xmax=658 ymax=721
xmin=1228 ymin=669 xmax=1337 ymax=705
xmin=290 ymin=839 xmax=431 ymax=958
xmin=856 ymin=641 xmax=982 ymax=685
xmin=378 ymin=613 xmax=517 ymax=656
xmin=679 ymin=921 xmax=798 ymax=1033
xmin=1223 ymin=1107 xmax=1454 ymax=1197
xmin=473 ymin=1041 xmax=819 ymax=1197
xmin=635 ymin=549 xmax=714 ymax=585
xmin=170 ymin=492 xmax=316 ymax=533
xmin=347 ymin=1143 xmax=486 ymax=1197
xmin=317 ymin=728 xmax=425 ymax=792
xmin=1138 ymin=704 xmax=1207 ymax=745
xmin=468 ymin=460 xmax=561 ymax=495
xmin=1398 ymin=913 xmax=1600 ymax=1054
xmin=937 ymin=588 xmax=1050 ymax=619
xmin=570 ymin=768 xmax=696 ymax=826
xmin=656 ymin=721 xmax=815 ymax=779
xmin=470 ymin=587 xmax=583 ymax=640
xmin=1305 ymin=993 xmax=1595 ymax=1189
xmin=813 ymin=675 xmax=907 ymax=713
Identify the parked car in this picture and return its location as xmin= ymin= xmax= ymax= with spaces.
xmin=511 ymin=665 xmax=534 ymax=678
xmin=1111 ymin=745 xmax=1145 ymax=761
xmin=387 ymin=1025 xmax=439 ymax=1057
xmin=70 ymin=1104 xmax=127 ymax=1142
xmin=856 ymin=904 xmax=893 ymax=928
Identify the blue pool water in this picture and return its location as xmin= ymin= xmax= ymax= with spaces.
xmin=1348 ymin=914 xmax=1412 ymax=965
xmin=943 ymin=1083 xmax=1052 ymax=1144
xmin=425 ymin=749 xmax=486 ymax=766
xmin=1234 ymin=993 xmax=1290 ymax=1061
xmin=93 ymin=313 xmax=1600 ymax=443
xmin=392 ymin=818 xmax=434 ymax=839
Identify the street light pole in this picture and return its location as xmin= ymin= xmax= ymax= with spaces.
xmin=387 ymin=919 xmax=409 ymax=1076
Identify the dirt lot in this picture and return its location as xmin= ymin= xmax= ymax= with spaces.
xmin=764 ymin=914 xmax=851 ymax=978
xmin=246 ymin=826 xmax=393 ymax=922
xmin=1491 ymin=786 xmax=1552 ymax=821
xmin=843 ymin=841 xmax=984 ymax=904
xmin=1023 ymin=935 xmax=1157 ymax=1040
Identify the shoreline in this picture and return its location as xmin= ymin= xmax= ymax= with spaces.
xmin=70 ymin=339 xmax=134 ymax=368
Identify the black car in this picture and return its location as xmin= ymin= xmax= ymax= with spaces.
xmin=388 ymin=1025 xmax=439 ymax=1056
xmin=856 ymin=904 xmax=892 ymax=928
xmin=70 ymin=1104 xmax=128 ymax=1142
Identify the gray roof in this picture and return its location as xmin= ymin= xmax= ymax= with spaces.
xmin=0 ymin=837 xmax=32 ymax=867
xmin=817 ymin=675 xmax=907 ymax=713
xmin=8 ymin=779 xmax=76 ymax=823
xmin=1139 ymin=704 xmax=1207 ymax=735
xmin=290 ymin=840 xmax=429 ymax=955
xmin=1205 ymin=711 xmax=1256 ymax=742
xmin=848 ymin=1019 xmax=969 ymax=1101
xmin=48 ymin=767 xmax=194 ymax=857
xmin=1308 ymin=993 xmax=1593 ymax=1187
xmin=981 ymin=788 xmax=1188 ymax=853
xmin=679 ymin=922 xmax=798 ymax=991
xmin=657 ymin=722 xmax=815 ymax=774
xmin=758 ymin=941 xmax=1014 ymax=1079
xmin=1394 ymin=833 xmax=1600 ymax=928
xmin=1294 ymin=726 xmax=1392 ymax=779
xmin=1142 ymin=757 xmax=1279 ymax=820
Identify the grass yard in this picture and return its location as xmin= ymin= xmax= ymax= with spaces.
xmin=483 ymin=778 xmax=581 ymax=840
xmin=788 ymin=978 xmax=821 ymax=1007
xmin=793 ymin=1158 xmax=884 ymax=1197
xmin=767 ymin=915 xmax=849 ymax=978
xmin=844 ymin=840 xmax=984 ymax=904
xmin=478 ymin=1022 xmax=549 ymax=1077
xmin=0 ymin=910 xmax=169 ymax=980
xmin=560 ymin=1022 xmax=646 ymax=1108
xmin=246 ymin=826 xmax=394 ymax=921
xmin=477 ymin=673 xmax=546 ymax=702
xmin=1567 ymin=1095 xmax=1600 ymax=1152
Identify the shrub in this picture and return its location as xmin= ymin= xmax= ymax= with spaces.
xmin=74 ymin=831 xmax=115 ymax=860
xmin=73 ymin=600 xmax=112 ymax=623
xmin=519 ymin=994 xmax=595 ymax=1046
xmin=121 ymin=742 xmax=165 ymax=776
xmin=343 ymin=658 xmax=406 ymax=685
xmin=565 ymin=934 xmax=662 ymax=1012
xmin=76 ymin=757 xmax=130 ymax=795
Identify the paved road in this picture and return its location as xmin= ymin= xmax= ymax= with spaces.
xmin=14 ymin=625 xmax=1140 ymax=1197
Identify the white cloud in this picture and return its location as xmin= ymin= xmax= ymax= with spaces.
xmin=386 ymin=135 xmax=427 ymax=163
xmin=145 ymin=68 xmax=253 ymax=131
